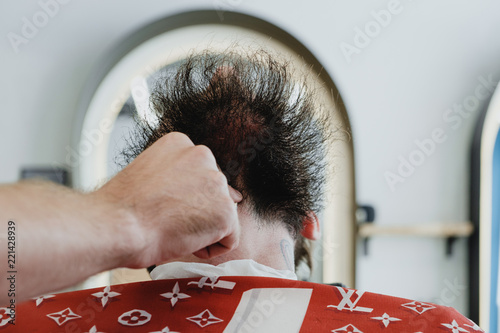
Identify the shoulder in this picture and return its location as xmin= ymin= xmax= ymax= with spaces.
xmin=7 ymin=277 xmax=483 ymax=332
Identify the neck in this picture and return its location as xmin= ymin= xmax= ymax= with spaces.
xmin=157 ymin=204 xmax=296 ymax=272
xmin=201 ymin=222 xmax=296 ymax=272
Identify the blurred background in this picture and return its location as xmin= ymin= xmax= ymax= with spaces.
xmin=1 ymin=0 xmax=500 ymax=330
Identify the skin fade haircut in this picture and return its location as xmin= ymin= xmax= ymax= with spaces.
xmin=123 ymin=49 xmax=333 ymax=271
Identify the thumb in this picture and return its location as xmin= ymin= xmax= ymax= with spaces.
xmin=228 ymin=185 xmax=242 ymax=203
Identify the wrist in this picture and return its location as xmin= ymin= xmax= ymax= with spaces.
xmin=87 ymin=188 xmax=145 ymax=270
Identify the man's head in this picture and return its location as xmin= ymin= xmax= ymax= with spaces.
xmin=123 ymin=49 xmax=331 ymax=271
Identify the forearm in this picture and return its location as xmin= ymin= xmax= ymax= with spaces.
xmin=0 ymin=180 xmax=139 ymax=305
xmin=0 ymin=133 xmax=241 ymax=306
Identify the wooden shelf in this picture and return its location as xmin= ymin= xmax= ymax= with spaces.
xmin=358 ymin=222 xmax=474 ymax=238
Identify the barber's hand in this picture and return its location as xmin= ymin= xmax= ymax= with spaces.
xmin=94 ymin=132 xmax=242 ymax=268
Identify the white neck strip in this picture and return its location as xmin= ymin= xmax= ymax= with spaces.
xmin=150 ymin=259 xmax=297 ymax=281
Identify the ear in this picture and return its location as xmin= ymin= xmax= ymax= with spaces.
xmin=300 ymin=212 xmax=321 ymax=240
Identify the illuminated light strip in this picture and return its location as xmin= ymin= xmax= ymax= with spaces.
xmin=130 ymin=76 xmax=158 ymax=127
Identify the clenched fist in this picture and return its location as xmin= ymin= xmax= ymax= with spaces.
xmin=94 ymin=132 xmax=242 ymax=268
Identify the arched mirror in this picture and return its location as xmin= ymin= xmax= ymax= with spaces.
xmin=471 ymin=73 xmax=500 ymax=331
xmin=73 ymin=11 xmax=355 ymax=289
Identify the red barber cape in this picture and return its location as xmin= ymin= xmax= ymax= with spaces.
xmin=1 ymin=276 xmax=482 ymax=332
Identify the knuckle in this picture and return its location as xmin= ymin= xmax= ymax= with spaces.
xmin=219 ymin=197 xmax=237 ymax=223
xmin=209 ymin=171 xmax=228 ymax=189
xmin=201 ymin=172 xmax=226 ymax=198
xmin=228 ymin=235 xmax=239 ymax=250
xmin=163 ymin=132 xmax=191 ymax=145
xmin=192 ymin=144 xmax=214 ymax=161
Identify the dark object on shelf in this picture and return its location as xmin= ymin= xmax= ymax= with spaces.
xmin=20 ymin=167 xmax=70 ymax=186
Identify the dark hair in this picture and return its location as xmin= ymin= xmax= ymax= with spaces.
xmin=123 ymin=49 xmax=331 ymax=270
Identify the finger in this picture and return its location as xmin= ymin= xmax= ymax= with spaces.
xmin=208 ymin=221 xmax=240 ymax=257
xmin=192 ymin=247 xmax=210 ymax=259
xmin=193 ymin=214 xmax=240 ymax=259
xmin=160 ymin=132 xmax=196 ymax=149
xmin=217 ymin=223 xmax=240 ymax=253
xmin=195 ymin=242 xmax=231 ymax=259
xmin=215 ymin=163 xmax=242 ymax=203
xmin=192 ymin=238 xmax=237 ymax=260
xmin=228 ymin=186 xmax=242 ymax=203
xmin=192 ymin=228 xmax=240 ymax=259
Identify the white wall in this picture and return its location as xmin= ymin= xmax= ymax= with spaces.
xmin=2 ymin=0 xmax=500 ymax=317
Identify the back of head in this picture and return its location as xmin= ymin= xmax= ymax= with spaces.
xmin=123 ymin=49 xmax=331 ymax=270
